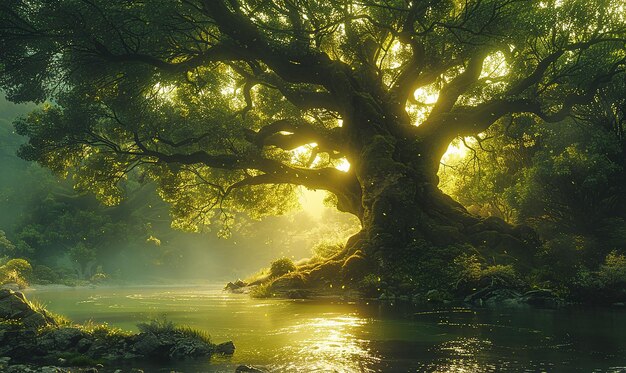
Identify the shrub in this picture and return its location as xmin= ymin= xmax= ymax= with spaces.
xmin=33 ymin=265 xmax=59 ymax=284
xmin=359 ymin=274 xmax=382 ymax=298
xmin=599 ymin=251 xmax=626 ymax=285
xmin=570 ymin=251 xmax=626 ymax=304
xmin=454 ymin=253 xmax=520 ymax=290
xmin=4 ymin=258 xmax=33 ymax=279
xmin=0 ymin=258 xmax=33 ymax=288
xmin=454 ymin=254 xmax=482 ymax=284
xmin=250 ymin=282 xmax=274 ymax=298
xmin=481 ymin=264 xmax=518 ymax=285
xmin=269 ymin=257 xmax=296 ymax=278
xmin=90 ymin=272 xmax=107 ymax=284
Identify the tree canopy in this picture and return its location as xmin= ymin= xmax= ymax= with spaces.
xmin=2 ymin=0 xmax=625 ymax=231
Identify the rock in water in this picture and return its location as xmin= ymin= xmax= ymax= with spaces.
xmin=215 ymin=341 xmax=235 ymax=354
xmin=235 ymin=365 xmax=266 ymax=372
xmin=224 ymin=279 xmax=247 ymax=292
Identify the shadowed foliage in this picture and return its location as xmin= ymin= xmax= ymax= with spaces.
xmin=1 ymin=0 xmax=626 ymax=295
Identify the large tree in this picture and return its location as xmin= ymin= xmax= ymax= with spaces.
xmin=1 ymin=0 xmax=625 ymax=289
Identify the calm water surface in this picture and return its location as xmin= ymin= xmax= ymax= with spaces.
xmin=25 ymin=285 xmax=626 ymax=372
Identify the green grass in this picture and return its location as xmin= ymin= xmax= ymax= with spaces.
xmin=80 ymin=320 xmax=132 ymax=339
xmin=250 ymin=282 xmax=275 ymax=298
xmin=137 ymin=317 xmax=212 ymax=344
xmin=175 ymin=324 xmax=212 ymax=344
xmin=25 ymin=299 xmax=71 ymax=326
xmin=244 ymin=267 xmax=271 ymax=284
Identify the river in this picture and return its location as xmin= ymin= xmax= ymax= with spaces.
xmin=24 ymin=284 xmax=626 ymax=372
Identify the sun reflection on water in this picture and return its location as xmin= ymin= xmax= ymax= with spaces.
xmin=275 ymin=315 xmax=380 ymax=372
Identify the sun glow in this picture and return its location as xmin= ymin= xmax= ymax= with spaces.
xmin=335 ymin=158 xmax=350 ymax=172
xmin=442 ymin=138 xmax=471 ymax=163
xmin=151 ymin=82 xmax=177 ymax=102
xmin=280 ymin=315 xmax=379 ymax=371
xmin=414 ymin=88 xmax=439 ymax=104
xmin=298 ymin=188 xmax=327 ymax=219
xmin=409 ymin=87 xmax=440 ymax=126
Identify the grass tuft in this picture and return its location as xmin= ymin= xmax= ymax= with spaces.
xmin=137 ymin=317 xmax=212 ymax=344
xmin=26 ymin=299 xmax=71 ymax=326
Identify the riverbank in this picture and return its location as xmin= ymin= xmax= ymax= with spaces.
xmin=19 ymin=283 xmax=626 ymax=371
xmin=0 ymin=288 xmax=235 ymax=372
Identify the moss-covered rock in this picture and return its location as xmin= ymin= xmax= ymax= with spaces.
xmin=0 ymin=289 xmax=56 ymax=329
xmin=0 ymin=290 xmax=234 ymax=370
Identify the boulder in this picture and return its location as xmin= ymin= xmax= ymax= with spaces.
xmin=235 ymin=365 xmax=266 ymax=372
xmin=48 ymin=327 xmax=84 ymax=350
xmin=170 ymin=337 xmax=212 ymax=358
xmin=132 ymin=327 xmax=225 ymax=359
xmin=215 ymin=341 xmax=235 ymax=355
xmin=132 ymin=333 xmax=171 ymax=357
xmin=286 ymin=289 xmax=309 ymax=299
xmin=484 ymin=288 xmax=522 ymax=307
xmin=465 ymin=286 xmax=563 ymax=308
xmin=0 ymin=289 xmax=54 ymax=328
xmin=465 ymin=287 xmax=521 ymax=307
xmin=225 ymin=279 xmax=248 ymax=292
xmin=0 ymin=290 xmax=235 ymax=367
xmin=520 ymin=289 xmax=562 ymax=308
xmin=76 ymin=338 xmax=92 ymax=353
xmin=1 ymin=283 xmax=21 ymax=291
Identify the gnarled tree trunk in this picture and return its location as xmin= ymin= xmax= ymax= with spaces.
xmin=275 ymin=104 xmax=539 ymax=296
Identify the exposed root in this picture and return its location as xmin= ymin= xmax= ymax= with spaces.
xmin=234 ymin=211 xmax=540 ymax=299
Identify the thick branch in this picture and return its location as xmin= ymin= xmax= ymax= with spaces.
xmin=92 ymin=41 xmax=245 ymax=74
xmin=129 ymin=131 xmax=359 ymax=213
xmin=245 ymin=119 xmax=342 ymax=152
xmin=202 ymin=0 xmax=343 ymax=87
xmin=429 ymin=51 xmax=488 ymax=118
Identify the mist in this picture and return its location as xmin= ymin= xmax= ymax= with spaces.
xmin=0 ymin=95 xmax=360 ymax=284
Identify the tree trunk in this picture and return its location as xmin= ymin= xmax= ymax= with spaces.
xmin=271 ymin=106 xmax=540 ymax=296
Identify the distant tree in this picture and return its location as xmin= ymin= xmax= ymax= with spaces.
xmin=1 ymin=0 xmax=626 ymax=287
xmin=69 ymin=243 xmax=97 ymax=280
xmin=0 ymin=230 xmax=15 ymax=257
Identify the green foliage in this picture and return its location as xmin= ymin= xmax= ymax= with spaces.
xmin=89 ymin=272 xmax=107 ymax=284
xmin=440 ymin=78 xmax=626 ymax=297
xmin=599 ymin=251 xmax=626 ymax=285
xmin=0 ymin=258 xmax=33 ymax=288
xmin=32 ymin=265 xmax=59 ymax=285
xmin=454 ymin=253 xmax=520 ymax=291
xmin=454 ymin=254 xmax=483 ymax=284
xmin=137 ymin=317 xmax=176 ymax=335
xmin=0 ymin=0 xmax=623 ymax=236
xmin=4 ymin=258 xmax=32 ymax=278
xmin=376 ymin=240 xmax=470 ymax=296
xmin=0 ymin=231 xmax=15 ymax=256
xmin=571 ymin=251 xmax=626 ymax=304
xmin=244 ymin=267 xmax=271 ymax=285
xmin=359 ymin=274 xmax=382 ymax=298
xmin=79 ymin=320 xmax=131 ymax=340
xmin=250 ymin=282 xmax=275 ymax=299
xmin=1 ymin=0 xmax=626 ymax=299
xmin=269 ymin=257 xmax=297 ymax=278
